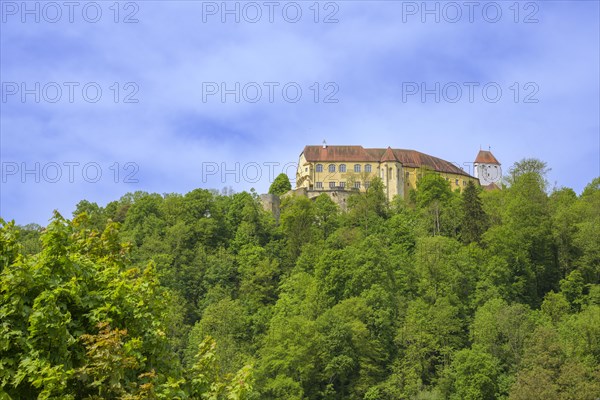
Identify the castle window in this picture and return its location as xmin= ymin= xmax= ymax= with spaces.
xmin=463 ymin=180 xmax=466 ymax=186
xmin=329 ymin=181 xmax=336 ymax=189
xmin=328 ymin=164 xmax=336 ymax=173
xmin=405 ymin=172 xmax=410 ymax=180
xmin=305 ymin=167 xmax=308 ymax=172
xmin=354 ymin=181 xmax=361 ymax=189
xmin=316 ymin=182 xmax=323 ymax=189
xmin=455 ymin=179 xmax=459 ymax=185
xmin=316 ymin=164 xmax=323 ymax=172
xmin=365 ymin=164 xmax=372 ymax=173
xmin=340 ymin=181 xmax=346 ymax=188
xmin=365 ymin=181 xmax=371 ymax=189
xmin=339 ymin=164 xmax=346 ymax=172
xmin=354 ymin=164 xmax=361 ymax=173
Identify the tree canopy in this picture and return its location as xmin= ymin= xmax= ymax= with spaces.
xmin=268 ymin=173 xmax=292 ymax=196
xmin=2 ymin=158 xmax=599 ymax=399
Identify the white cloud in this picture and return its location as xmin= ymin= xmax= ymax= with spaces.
xmin=1 ymin=1 xmax=598 ymax=223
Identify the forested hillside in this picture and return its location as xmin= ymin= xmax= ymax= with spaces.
xmin=1 ymin=159 xmax=599 ymax=399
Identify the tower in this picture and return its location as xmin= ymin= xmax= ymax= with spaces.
xmin=474 ymin=148 xmax=501 ymax=188
xmin=380 ymin=147 xmax=404 ymax=199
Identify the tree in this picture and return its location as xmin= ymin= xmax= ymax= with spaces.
xmin=280 ymin=195 xmax=317 ymax=259
xmin=237 ymin=244 xmax=281 ymax=312
xmin=549 ymin=187 xmax=579 ymax=277
xmin=460 ymin=181 xmax=489 ymax=244
xmin=0 ymin=213 xmax=184 ymax=399
xmin=315 ymin=297 xmax=386 ymax=399
xmin=229 ymin=191 xmax=274 ymax=251
xmin=314 ymin=194 xmax=340 ymax=239
xmin=413 ymin=236 xmax=476 ymax=304
xmin=188 ymin=336 xmax=254 ymax=399
xmin=414 ymin=173 xmax=453 ymax=235
xmin=470 ymin=298 xmax=536 ymax=371
xmin=572 ymin=178 xmax=600 ymax=283
xmin=559 ymin=270 xmax=585 ymax=311
xmin=6 ymin=168 xmax=600 ymax=400
xmin=540 ymin=291 xmax=570 ymax=325
xmin=73 ymin=200 xmax=107 ymax=231
xmin=15 ymin=223 xmax=44 ymax=256
xmin=269 ymin=173 xmax=292 ymax=196
xmin=509 ymin=313 xmax=600 ymax=400
xmin=394 ymin=297 xmax=464 ymax=397
xmin=186 ymin=297 xmax=251 ymax=376
xmin=507 ymin=158 xmax=551 ymax=189
xmin=441 ymin=346 xmax=501 ymax=400
xmin=483 ymin=163 xmax=558 ymax=306
xmin=0 ymin=219 xmax=21 ymax=271
xmin=347 ymin=177 xmax=387 ymax=232
xmin=257 ymin=303 xmax=321 ymax=399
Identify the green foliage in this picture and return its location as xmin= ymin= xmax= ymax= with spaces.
xmin=280 ymin=195 xmax=317 ymax=260
xmin=186 ymin=298 xmax=250 ymax=375
xmin=0 ymin=213 xmax=253 ymax=399
xmin=2 ymin=165 xmax=599 ymax=400
xmin=471 ymin=298 xmax=536 ymax=370
xmin=347 ymin=177 xmax=388 ymax=232
xmin=506 ymin=158 xmax=550 ymax=189
xmin=483 ymin=168 xmax=558 ymax=306
xmin=314 ymin=194 xmax=340 ymax=239
xmin=76 ymin=322 xmax=141 ymax=398
xmin=394 ymin=297 xmax=464 ymax=396
xmin=0 ymin=219 xmax=20 ymax=271
xmin=268 ymin=173 xmax=292 ymax=196
xmin=509 ymin=317 xmax=600 ymax=400
xmin=189 ymin=337 xmax=253 ymax=400
xmin=441 ymin=346 xmax=501 ymax=400
xmin=414 ymin=173 xmax=458 ymax=236
xmin=460 ymin=181 xmax=489 ymax=244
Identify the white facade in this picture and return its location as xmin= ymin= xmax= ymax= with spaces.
xmin=474 ymin=162 xmax=502 ymax=186
xmin=473 ymin=149 xmax=502 ymax=187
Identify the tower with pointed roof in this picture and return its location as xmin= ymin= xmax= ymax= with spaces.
xmin=474 ymin=149 xmax=501 ymax=189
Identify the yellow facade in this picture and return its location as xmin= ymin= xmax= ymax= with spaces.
xmin=296 ymin=151 xmax=479 ymax=202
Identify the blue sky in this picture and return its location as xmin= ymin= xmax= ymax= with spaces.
xmin=1 ymin=0 xmax=599 ymax=225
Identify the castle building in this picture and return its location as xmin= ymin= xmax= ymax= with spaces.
xmin=296 ymin=144 xmax=489 ymax=202
xmin=473 ymin=149 xmax=502 ymax=190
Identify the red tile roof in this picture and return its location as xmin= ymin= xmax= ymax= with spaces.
xmin=302 ymin=145 xmax=473 ymax=177
xmin=380 ymin=147 xmax=398 ymax=162
xmin=474 ymin=150 xmax=500 ymax=165
xmin=483 ymin=182 xmax=501 ymax=191
xmin=303 ymin=145 xmax=376 ymax=162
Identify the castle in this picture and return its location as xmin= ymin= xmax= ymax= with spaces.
xmin=295 ymin=144 xmax=501 ymax=202
xmin=261 ymin=144 xmax=501 ymax=215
